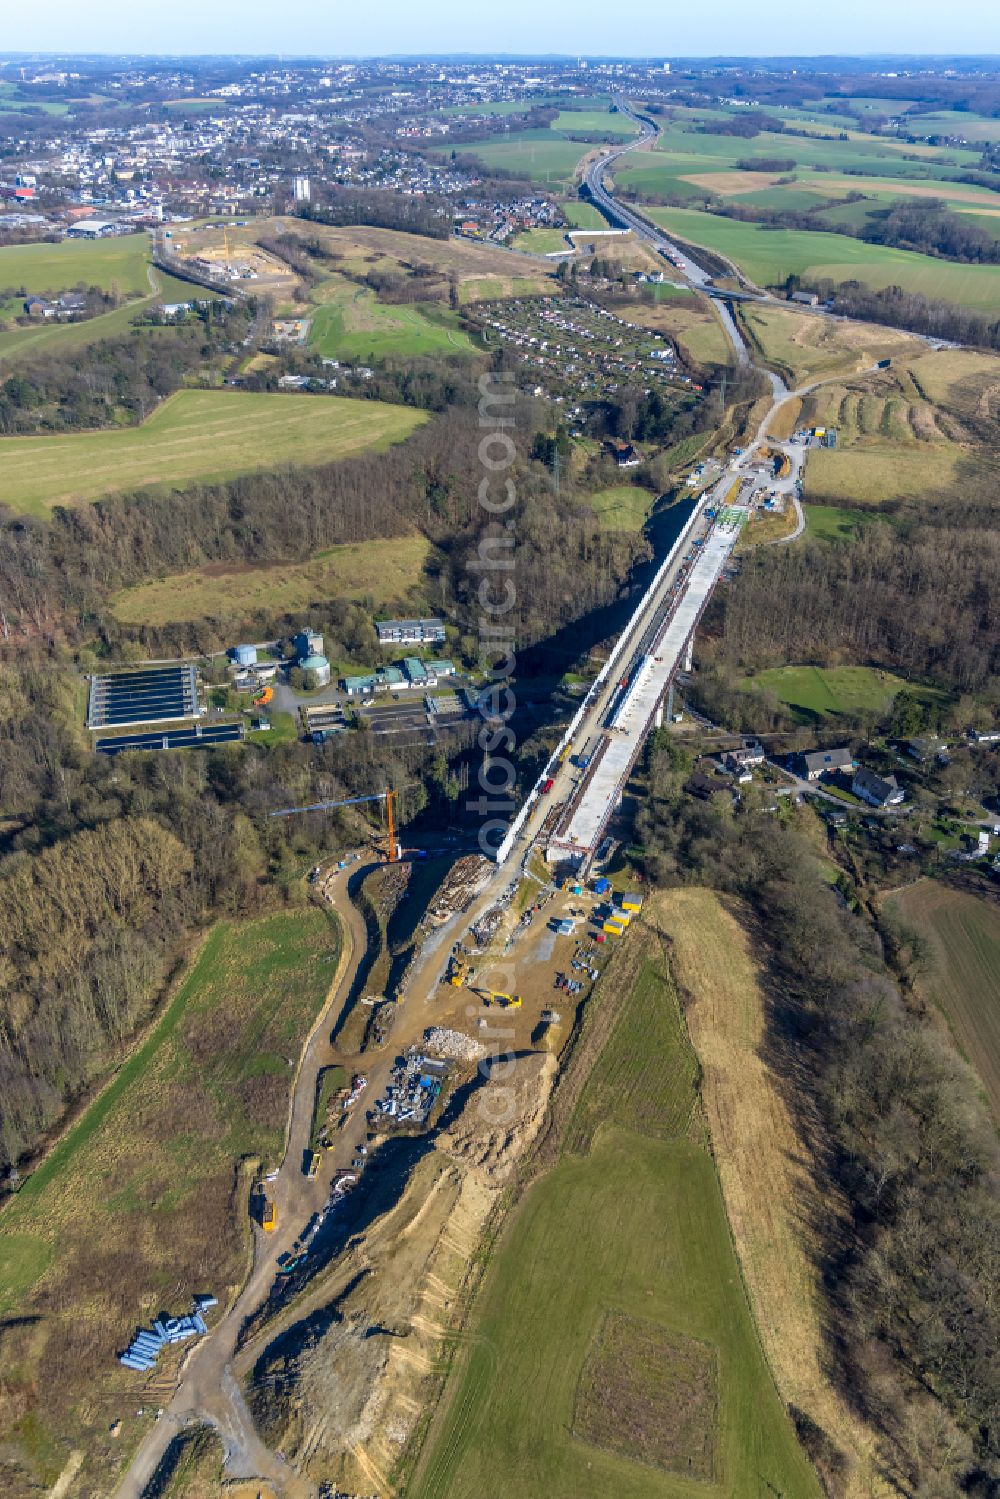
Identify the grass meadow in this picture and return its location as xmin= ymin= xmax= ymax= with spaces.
xmin=587 ymin=484 xmax=657 ymax=532
xmin=886 ymin=881 xmax=1000 ymax=1122
xmin=656 ymin=890 xmax=883 ymax=1493
xmin=0 ymin=390 xmax=427 ymax=514
xmin=0 ymin=233 xmax=154 ymax=303
xmin=644 ymin=206 xmax=1000 ymax=310
xmin=112 ymin=535 xmax=435 ymax=628
xmin=410 ymin=942 xmax=819 ymax=1499
xmin=739 ymin=664 xmax=945 ymax=723
xmin=307 ymin=275 xmax=478 ymax=361
xmin=0 ymin=267 xmax=210 ymax=367
xmin=432 ymin=133 xmax=588 ymax=186
xmin=739 ymin=303 xmax=925 ymax=385
xmin=0 ymin=909 xmax=338 ymax=1493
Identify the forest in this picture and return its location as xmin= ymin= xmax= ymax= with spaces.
xmin=296 ymin=189 xmax=451 ymax=240
xmin=825 ymin=281 xmax=1000 ymax=349
xmin=714 ymin=492 xmax=999 ymax=693
xmin=0 ymin=300 xmax=254 ymax=434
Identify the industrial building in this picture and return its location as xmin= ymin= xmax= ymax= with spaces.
xmin=343 ymin=658 xmax=456 ymax=696
xmin=376 ymin=617 xmax=446 ymax=647
xmin=294 ymin=626 xmax=324 ymax=659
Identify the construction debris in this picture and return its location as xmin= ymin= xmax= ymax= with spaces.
xmin=426 ymin=855 xmax=492 ymax=925
xmin=423 ymin=1027 xmax=487 ymax=1061
xmin=371 ymin=1050 xmax=450 ymax=1127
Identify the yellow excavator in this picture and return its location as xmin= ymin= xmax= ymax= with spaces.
xmin=476 ymin=989 xmax=522 ymax=1010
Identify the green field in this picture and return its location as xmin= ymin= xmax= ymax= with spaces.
xmin=886 ymin=881 xmax=1000 ymax=1122
xmin=0 ymin=909 xmax=338 ymax=1491
xmin=509 ymin=227 xmax=570 ymax=254
xmin=559 ymin=198 xmax=609 ymax=229
xmin=643 ymin=206 xmax=1000 ymax=310
xmin=804 ymin=441 xmax=961 ymax=506
xmin=804 ymin=503 xmax=878 ymax=542
xmin=112 ymin=535 xmax=434 ymax=627
xmin=552 ymin=107 xmax=639 ymax=138
xmin=740 ymin=663 xmax=944 ymax=723
xmin=0 ymin=233 xmax=154 ymax=305
xmin=0 ymin=268 xmax=208 ymax=365
xmin=915 ymin=111 xmax=1000 ymax=143
xmin=411 ymin=952 xmax=819 ymax=1499
xmin=432 ymin=133 xmax=588 ymax=185
xmin=587 ymin=484 xmax=657 ymax=531
xmin=0 ymin=389 xmax=427 ymax=515
xmin=307 ymin=275 xmax=478 ymax=361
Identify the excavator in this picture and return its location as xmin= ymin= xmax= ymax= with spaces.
xmin=270 ymin=787 xmax=403 ymax=863
xmin=475 ymin=989 xmax=522 ymax=1010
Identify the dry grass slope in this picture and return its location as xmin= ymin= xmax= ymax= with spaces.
xmin=652 ymin=889 xmax=889 ymax=1498
xmin=111 ymin=535 xmax=434 ymax=628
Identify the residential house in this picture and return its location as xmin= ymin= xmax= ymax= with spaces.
xmin=852 ymin=766 xmax=905 ymax=808
xmin=802 ymin=747 xmax=854 ymax=781
xmin=906 ymin=736 xmax=949 ymax=764
xmin=726 ymin=742 xmax=764 ymax=772
xmin=606 ymin=440 xmax=640 ymax=469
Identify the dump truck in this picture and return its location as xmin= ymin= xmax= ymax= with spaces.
xmin=305 ymin=1151 xmax=320 ymax=1180
xmin=261 ymin=1197 xmax=277 ymax=1232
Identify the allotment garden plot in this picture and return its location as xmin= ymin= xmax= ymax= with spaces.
xmin=474 ymin=295 xmax=697 ymax=416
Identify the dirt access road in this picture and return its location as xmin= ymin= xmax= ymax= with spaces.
xmin=112 ymin=848 xmax=520 ymax=1498
xmin=113 ymin=860 xmax=373 ymax=1499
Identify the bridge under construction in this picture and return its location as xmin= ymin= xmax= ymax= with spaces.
xmin=545 ymin=507 xmax=744 ymax=868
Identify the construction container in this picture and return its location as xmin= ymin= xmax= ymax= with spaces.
xmin=611 ymin=909 xmax=631 ymax=928
xmin=620 ymin=892 xmax=642 ymax=913
xmin=603 ymin=920 xmax=625 ymax=936
xmin=595 ymin=932 xmax=607 ymax=944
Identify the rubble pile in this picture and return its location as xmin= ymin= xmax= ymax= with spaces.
xmin=422 ymin=1027 xmax=486 ymax=1061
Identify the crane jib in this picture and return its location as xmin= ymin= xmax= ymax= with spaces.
xmin=270 ymin=791 xmax=388 ymax=818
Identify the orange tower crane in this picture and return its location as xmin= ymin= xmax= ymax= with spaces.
xmin=270 ymin=788 xmax=401 ymax=863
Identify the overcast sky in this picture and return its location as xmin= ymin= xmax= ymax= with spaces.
xmin=4 ymin=0 xmax=1000 ymax=60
